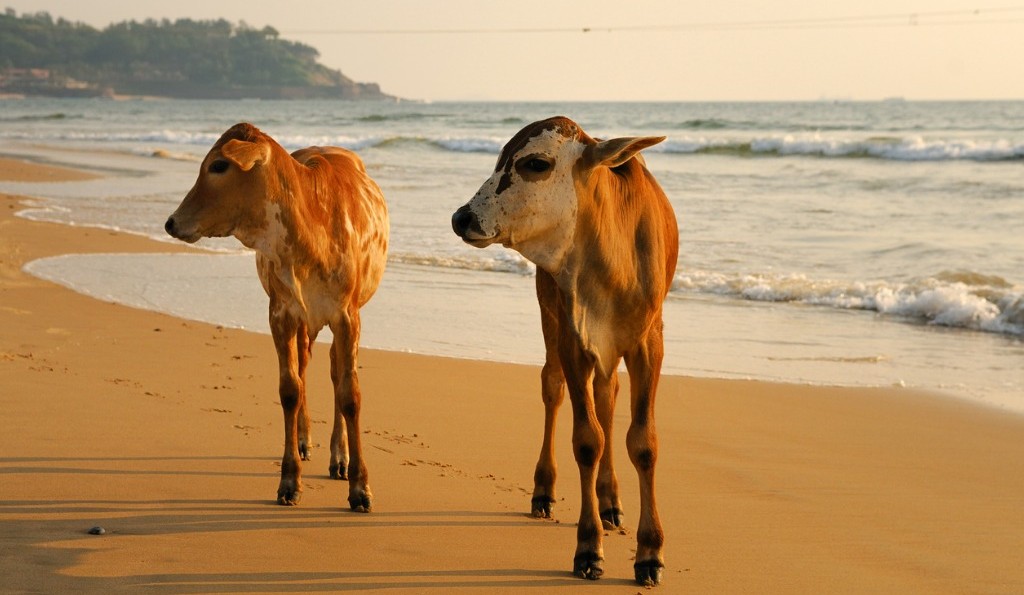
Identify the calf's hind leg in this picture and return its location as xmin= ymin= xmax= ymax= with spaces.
xmin=328 ymin=399 xmax=350 ymax=480
xmin=331 ymin=308 xmax=372 ymax=512
xmin=594 ymin=370 xmax=623 ymax=528
xmin=296 ymin=324 xmax=314 ymax=462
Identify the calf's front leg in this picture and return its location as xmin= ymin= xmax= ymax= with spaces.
xmin=561 ymin=341 xmax=605 ymax=580
xmin=271 ymin=310 xmax=305 ymax=506
xmin=531 ymin=270 xmax=564 ymax=518
xmin=624 ymin=324 xmax=667 ymax=586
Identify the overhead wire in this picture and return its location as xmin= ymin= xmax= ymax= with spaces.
xmin=283 ymin=5 xmax=1024 ymax=35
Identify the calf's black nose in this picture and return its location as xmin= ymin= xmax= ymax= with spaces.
xmin=164 ymin=216 xmax=176 ymax=237
xmin=451 ymin=206 xmax=474 ymax=237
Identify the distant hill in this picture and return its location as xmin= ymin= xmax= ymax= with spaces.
xmin=0 ymin=9 xmax=396 ymax=100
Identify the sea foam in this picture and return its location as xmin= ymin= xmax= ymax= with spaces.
xmin=674 ymin=270 xmax=1024 ymax=336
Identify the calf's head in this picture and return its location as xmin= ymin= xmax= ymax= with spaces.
xmin=165 ymin=123 xmax=275 ymax=247
xmin=451 ymin=116 xmax=665 ymax=272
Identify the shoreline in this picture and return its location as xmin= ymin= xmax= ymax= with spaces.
xmin=3 ymin=157 xmax=1024 ymax=592
xmin=4 ymin=137 xmax=1021 ymax=415
xmin=25 ymin=249 xmax=1024 ymax=416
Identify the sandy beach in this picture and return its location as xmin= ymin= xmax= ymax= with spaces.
xmin=2 ymin=155 xmax=1024 ymax=594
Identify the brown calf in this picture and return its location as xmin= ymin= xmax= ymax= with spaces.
xmin=165 ymin=123 xmax=389 ymax=511
xmin=452 ymin=116 xmax=678 ymax=586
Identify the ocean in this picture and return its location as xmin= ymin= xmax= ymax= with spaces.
xmin=1 ymin=98 xmax=1022 ymax=412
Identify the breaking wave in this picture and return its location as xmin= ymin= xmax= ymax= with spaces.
xmin=658 ymin=135 xmax=1024 ymax=161
xmin=379 ymin=252 xmax=1024 ymax=338
xmin=0 ymin=112 xmax=81 ymax=122
xmin=389 ymin=251 xmax=534 ymax=275
xmin=673 ymin=269 xmax=1024 ymax=336
xmin=4 ymin=127 xmax=1022 ymax=162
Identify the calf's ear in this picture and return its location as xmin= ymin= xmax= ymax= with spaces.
xmin=221 ymin=139 xmax=271 ymax=172
xmin=587 ymin=136 xmax=666 ymax=168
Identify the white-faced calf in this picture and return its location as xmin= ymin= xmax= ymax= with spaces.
xmin=452 ymin=116 xmax=678 ymax=586
xmin=166 ymin=123 xmax=389 ymax=511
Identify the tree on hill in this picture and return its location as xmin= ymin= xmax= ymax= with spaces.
xmin=0 ymin=9 xmax=390 ymax=99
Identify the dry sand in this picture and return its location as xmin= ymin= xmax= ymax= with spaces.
xmin=2 ymin=155 xmax=1023 ymax=594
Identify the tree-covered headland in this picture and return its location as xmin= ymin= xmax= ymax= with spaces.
xmin=0 ymin=9 xmax=393 ymax=99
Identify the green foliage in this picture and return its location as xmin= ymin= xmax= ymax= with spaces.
xmin=0 ymin=10 xmax=350 ymax=87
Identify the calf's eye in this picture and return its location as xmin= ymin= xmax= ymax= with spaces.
xmin=525 ymin=158 xmax=550 ymax=173
xmin=208 ymin=160 xmax=230 ymax=174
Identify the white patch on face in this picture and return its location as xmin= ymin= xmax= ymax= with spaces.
xmin=465 ymin=129 xmax=583 ymax=272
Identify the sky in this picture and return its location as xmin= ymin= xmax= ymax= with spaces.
xmin=6 ymin=0 xmax=1024 ymax=102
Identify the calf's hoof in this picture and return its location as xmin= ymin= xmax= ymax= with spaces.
xmin=298 ymin=441 xmax=311 ymax=461
xmin=600 ymin=507 xmax=624 ymax=529
xmin=276 ymin=486 xmax=302 ymax=506
xmin=572 ymin=552 xmax=604 ymax=580
xmin=634 ymin=560 xmax=664 ymax=586
xmin=531 ymin=495 xmax=555 ymax=518
xmin=348 ymin=489 xmax=372 ymax=513
xmin=328 ymin=462 xmax=349 ymax=481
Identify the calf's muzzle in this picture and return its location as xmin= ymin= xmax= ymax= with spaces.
xmin=451 ymin=204 xmax=482 ymax=240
